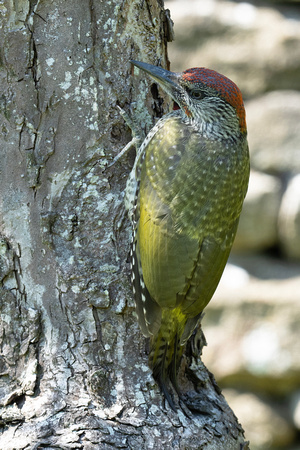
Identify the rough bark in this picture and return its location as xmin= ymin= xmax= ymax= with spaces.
xmin=0 ymin=0 xmax=249 ymax=448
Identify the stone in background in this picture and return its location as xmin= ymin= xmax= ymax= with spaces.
xmin=279 ymin=174 xmax=300 ymax=259
xmin=165 ymin=1 xmax=300 ymax=448
xmin=166 ymin=0 xmax=300 ymax=97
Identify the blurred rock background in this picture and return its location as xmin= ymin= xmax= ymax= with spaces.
xmin=165 ymin=0 xmax=300 ymax=448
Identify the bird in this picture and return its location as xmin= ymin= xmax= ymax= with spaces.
xmin=125 ymin=60 xmax=250 ymax=409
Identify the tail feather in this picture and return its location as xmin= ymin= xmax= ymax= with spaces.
xmin=131 ymin=234 xmax=201 ymax=409
xmin=169 ymin=333 xmax=184 ymax=394
xmin=150 ymin=333 xmax=177 ymax=411
xmin=149 ymin=309 xmax=187 ymax=409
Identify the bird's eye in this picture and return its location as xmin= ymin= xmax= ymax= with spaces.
xmin=190 ymin=90 xmax=204 ymax=99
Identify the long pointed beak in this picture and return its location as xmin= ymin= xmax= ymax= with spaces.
xmin=130 ymin=60 xmax=179 ymax=93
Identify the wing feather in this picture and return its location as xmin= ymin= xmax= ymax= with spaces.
xmin=133 ymin=112 xmax=249 ymax=336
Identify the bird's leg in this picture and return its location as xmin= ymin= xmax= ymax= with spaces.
xmin=108 ymin=106 xmax=143 ymax=168
xmin=107 ymin=106 xmax=144 ymax=238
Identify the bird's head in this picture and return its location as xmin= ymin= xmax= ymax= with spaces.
xmin=131 ymin=60 xmax=246 ymax=135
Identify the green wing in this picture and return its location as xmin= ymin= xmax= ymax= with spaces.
xmin=134 ymin=113 xmax=249 ymax=336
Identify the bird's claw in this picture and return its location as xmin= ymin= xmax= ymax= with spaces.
xmin=107 ymin=106 xmax=143 ymax=168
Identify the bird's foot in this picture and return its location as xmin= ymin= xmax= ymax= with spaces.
xmin=107 ymin=106 xmax=143 ymax=168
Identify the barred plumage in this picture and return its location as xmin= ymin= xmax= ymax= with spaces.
xmin=125 ymin=60 xmax=250 ymax=410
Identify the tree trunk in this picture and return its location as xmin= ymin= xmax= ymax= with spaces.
xmin=0 ymin=1 xmax=249 ymax=448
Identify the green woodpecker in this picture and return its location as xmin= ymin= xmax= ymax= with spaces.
xmin=125 ymin=60 xmax=249 ymax=408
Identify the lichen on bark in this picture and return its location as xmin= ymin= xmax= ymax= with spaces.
xmin=0 ymin=0 xmax=248 ymax=448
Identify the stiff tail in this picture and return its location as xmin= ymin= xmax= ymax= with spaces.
xmin=149 ymin=309 xmax=187 ymax=410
